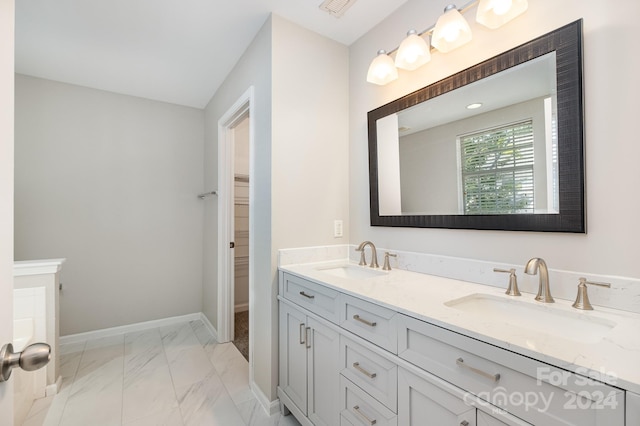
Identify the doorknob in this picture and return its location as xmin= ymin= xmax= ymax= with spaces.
xmin=0 ymin=342 xmax=51 ymax=382
xmin=230 ymin=242 xmax=235 ymax=248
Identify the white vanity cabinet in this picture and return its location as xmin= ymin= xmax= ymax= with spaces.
xmin=279 ymin=301 xmax=340 ymax=426
xmin=397 ymin=314 xmax=624 ymax=426
xmin=398 ymin=367 xmax=476 ymax=426
xmin=278 ymin=271 xmax=629 ymax=426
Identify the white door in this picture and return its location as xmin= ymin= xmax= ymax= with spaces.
xmin=0 ymin=0 xmax=15 ymax=421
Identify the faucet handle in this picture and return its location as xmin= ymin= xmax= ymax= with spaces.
xmin=356 ymin=247 xmax=367 ymax=266
xmin=382 ymin=252 xmax=397 ymax=271
xmin=572 ymin=277 xmax=611 ymax=310
xmin=493 ymin=268 xmax=521 ymax=296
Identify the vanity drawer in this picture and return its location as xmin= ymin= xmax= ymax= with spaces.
xmin=339 ymin=293 xmax=398 ymax=353
xmin=398 ymin=314 xmax=625 ymax=426
xmin=340 ymin=415 xmax=357 ymax=426
xmin=340 ymin=375 xmax=397 ymax=426
xmin=282 ymin=273 xmax=340 ymax=323
xmin=340 ymin=335 xmax=398 ymax=412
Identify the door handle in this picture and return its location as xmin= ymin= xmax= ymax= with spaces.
xmin=299 ymin=323 xmax=306 ymax=345
xmin=456 ymin=357 xmax=501 ymax=382
xmin=0 ymin=342 xmax=51 ymax=382
xmin=230 ymin=242 xmax=235 ymax=248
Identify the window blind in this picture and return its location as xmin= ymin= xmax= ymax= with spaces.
xmin=460 ymin=120 xmax=535 ymax=214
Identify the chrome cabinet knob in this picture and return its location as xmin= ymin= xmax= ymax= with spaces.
xmin=0 ymin=342 xmax=51 ymax=382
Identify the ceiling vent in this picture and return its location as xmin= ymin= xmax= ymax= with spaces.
xmin=319 ymin=0 xmax=357 ymax=18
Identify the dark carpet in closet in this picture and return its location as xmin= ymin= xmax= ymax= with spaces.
xmin=233 ymin=311 xmax=249 ymax=361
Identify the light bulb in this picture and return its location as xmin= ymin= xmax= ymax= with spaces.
xmin=431 ymin=5 xmax=472 ymax=53
xmin=476 ymin=0 xmax=528 ymax=29
xmin=395 ymin=30 xmax=431 ymax=71
xmin=366 ymin=50 xmax=398 ymax=85
xmin=493 ymin=0 xmax=513 ymax=15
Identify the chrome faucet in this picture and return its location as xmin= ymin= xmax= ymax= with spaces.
xmin=356 ymin=241 xmax=379 ymax=268
xmin=524 ymin=257 xmax=554 ymax=303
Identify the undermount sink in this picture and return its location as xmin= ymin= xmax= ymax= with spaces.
xmin=317 ymin=264 xmax=386 ymax=280
xmin=445 ymin=293 xmax=618 ymax=344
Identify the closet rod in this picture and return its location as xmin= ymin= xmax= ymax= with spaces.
xmin=197 ymin=191 xmax=217 ymax=199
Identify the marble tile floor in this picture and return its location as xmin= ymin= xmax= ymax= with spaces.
xmin=21 ymin=320 xmax=301 ymax=426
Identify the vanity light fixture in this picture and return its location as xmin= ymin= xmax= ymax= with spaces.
xmin=431 ymin=4 xmax=473 ymax=53
xmin=366 ymin=50 xmax=399 ymax=85
xmin=366 ymin=0 xmax=528 ymax=85
xmin=395 ymin=30 xmax=431 ymax=71
xmin=476 ymin=0 xmax=528 ymax=29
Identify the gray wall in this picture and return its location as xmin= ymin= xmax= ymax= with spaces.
xmin=202 ymin=14 xmax=349 ymax=402
xmin=350 ymin=0 xmax=640 ymax=279
xmin=14 ymin=75 xmax=205 ymax=335
xmin=202 ymin=15 xmax=273 ymax=399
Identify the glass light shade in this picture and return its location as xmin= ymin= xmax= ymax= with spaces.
xmin=476 ymin=0 xmax=528 ymax=29
xmin=431 ymin=5 xmax=472 ymax=53
xmin=395 ymin=30 xmax=431 ymax=71
xmin=366 ymin=50 xmax=398 ymax=85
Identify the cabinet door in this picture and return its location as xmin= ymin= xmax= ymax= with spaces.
xmin=279 ymin=302 xmax=308 ymax=415
xmin=398 ymin=368 xmax=476 ymax=426
xmin=307 ymin=316 xmax=340 ymax=426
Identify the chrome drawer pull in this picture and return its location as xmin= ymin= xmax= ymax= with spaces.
xmin=456 ymin=357 xmax=500 ymax=382
xmin=305 ymin=327 xmax=311 ymax=349
xmin=299 ymin=323 xmax=306 ymax=345
xmin=353 ymin=405 xmax=376 ymax=425
xmin=353 ymin=314 xmax=377 ymax=327
xmin=299 ymin=291 xmax=315 ymax=299
xmin=353 ymin=362 xmax=377 ymax=379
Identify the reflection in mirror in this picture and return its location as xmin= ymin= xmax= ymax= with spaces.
xmin=378 ymin=53 xmax=558 ymax=216
xmin=367 ymin=20 xmax=585 ymax=232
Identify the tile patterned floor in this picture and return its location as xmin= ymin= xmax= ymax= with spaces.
xmin=20 ymin=320 xmax=301 ymax=426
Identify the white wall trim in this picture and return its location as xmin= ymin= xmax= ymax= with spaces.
xmin=59 ymin=312 xmax=202 ymax=345
xmin=199 ymin=312 xmax=218 ymax=341
xmin=217 ymin=85 xmax=257 ymax=394
xmin=251 ymin=381 xmax=280 ymax=416
xmin=217 ymin=86 xmax=254 ymax=344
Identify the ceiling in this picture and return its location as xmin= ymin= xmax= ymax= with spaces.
xmin=15 ymin=0 xmax=407 ymax=108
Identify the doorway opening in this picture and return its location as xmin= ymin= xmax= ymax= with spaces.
xmin=217 ymin=87 xmax=255 ymax=371
xmin=231 ymin=114 xmax=250 ymax=360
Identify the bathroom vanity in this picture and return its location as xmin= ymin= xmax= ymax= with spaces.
xmin=277 ymin=258 xmax=640 ymax=426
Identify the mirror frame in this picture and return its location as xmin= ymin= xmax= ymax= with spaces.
xmin=367 ymin=20 xmax=585 ymax=233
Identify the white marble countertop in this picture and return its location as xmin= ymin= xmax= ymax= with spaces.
xmin=280 ymin=260 xmax=640 ymax=395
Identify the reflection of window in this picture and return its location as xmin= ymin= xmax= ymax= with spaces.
xmin=460 ymin=120 xmax=534 ymax=214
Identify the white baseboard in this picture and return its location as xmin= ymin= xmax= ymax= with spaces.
xmin=234 ymin=303 xmax=249 ymax=313
xmin=60 ymin=312 xmax=202 ymax=345
xmin=46 ymin=375 xmax=62 ymax=397
xmin=199 ymin=312 xmax=218 ymax=341
xmin=251 ymin=381 xmax=280 ymax=416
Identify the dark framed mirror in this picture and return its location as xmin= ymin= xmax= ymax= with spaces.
xmin=367 ymin=20 xmax=584 ymax=232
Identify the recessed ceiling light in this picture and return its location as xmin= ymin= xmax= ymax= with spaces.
xmin=466 ymin=102 xmax=483 ymax=109
xmin=319 ymin=0 xmax=357 ymax=18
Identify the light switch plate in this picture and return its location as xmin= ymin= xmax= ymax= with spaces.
xmin=334 ymin=220 xmax=343 ymax=238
